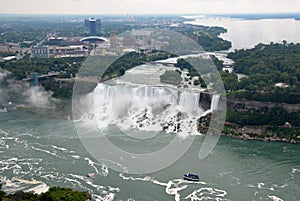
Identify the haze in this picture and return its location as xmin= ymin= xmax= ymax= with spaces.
xmin=1 ymin=0 xmax=300 ymax=15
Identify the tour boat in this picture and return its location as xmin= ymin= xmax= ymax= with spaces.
xmin=183 ymin=173 xmax=199 ymax=181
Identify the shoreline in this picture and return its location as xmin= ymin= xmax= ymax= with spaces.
xmin=221 ymin=132 xmax=300 ymax=144
xmin=222 ymin=123 xmax=300 ymax=144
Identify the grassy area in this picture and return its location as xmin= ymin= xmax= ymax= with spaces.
xmin=160 ymin=70 xmax=182 ymax=86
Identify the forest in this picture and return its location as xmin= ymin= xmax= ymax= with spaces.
xmin=222 ymin=42 xmax=300 ymax=138
xmin=223 ymin=42 xmax=300 ymax=103
xmin=0 ymin=57 xmax=84 ymax=80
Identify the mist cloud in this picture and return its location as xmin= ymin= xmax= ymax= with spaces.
xmin=0 ymin=71 xmax=55 ymax=108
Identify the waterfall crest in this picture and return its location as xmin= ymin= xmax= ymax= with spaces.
xmin=211 ymin=94 xmax=220 ymax=111
xmin=90 ymin=83 xmax=204 ymax=137
xmin=75 ymin=83 xmax=223 ymax=138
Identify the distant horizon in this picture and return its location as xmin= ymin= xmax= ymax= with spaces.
xmin=0 ymin=12 xmax=299 ymax=17
xmin=1 ymin=0 xmax=299 ymax=16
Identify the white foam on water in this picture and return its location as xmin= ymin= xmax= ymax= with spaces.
xmin=0 ymin=158 xmax=22 ymax=173
xmin=51 ymin=145 xmax=69 ymax=152
xmin=1 ymin=135 xmax=29 ymax=150
xmin=289 ymin=168 xmax=300 ymax=180
xmin=67 ymin=172 xmax=119 ymax=196
xmin=119 ymin=174 xmax=155 ymax=182
xmin=41 ymin=173 xmax=60 ymax=180
xmin=267 ymin=195 xmax=284 ymax=201
xmin=85 ymin=157 xmax=101 ymax=174
xmin=184 ymin=187 xmax=228 ymax=201
xmin=292 ymin=168 xmax=300 ymax=174
xmin=101 ymin=164 xmax=109 ymax=177
xmin=165 ymin=180 xmax=188 ymax=201
xmin=108 ymin=186 xmax=120 ymax=193
xmin=68 ymin=173 xmax=88 ymax=181
xmin=31 ymin=145 xmax=57 ymax=157
xmin=2 ymin=177 xmax=49 ymax=195
xmin=24 ymin=183 xmax=49 ymax=194
xmin=257 ymin=182 xmax=264 ymax=189
xmin=99 ymin=158 xmax=129 ymax=173
xmin=64 ymin=177 xmax=82 ymax=185
xmin=119 ymin=174 xmax=215 ymax=201
xmin=17 ymin=133 xmax=40 ymax=139
xmin=93 ymin=192 xmax=115 ymax=201
xmin=71 ymin=155 xmax=80 ymax=159
xmin=257 ymin=183 xmax=274 ymax=191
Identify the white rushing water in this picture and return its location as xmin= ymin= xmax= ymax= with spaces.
xmin=92 ymin=83 xmax=204 ymax=137
xmin=74 ymin=64 xmax=221 ymax=138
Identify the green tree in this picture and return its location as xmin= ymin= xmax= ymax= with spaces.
xmin=0 ymin=183 xmax=6 ymax=201
xmin=118 ymin=67 xmax=126 ymax=76
xmin=39 ymin=187 xmax=86 ymax=201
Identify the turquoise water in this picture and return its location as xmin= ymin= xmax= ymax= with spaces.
xmin=0 ymin=111 xmax=300 ymax=200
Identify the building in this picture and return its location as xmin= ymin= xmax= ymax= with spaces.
xmin=32 ymin=45 xmax=88 ymax=58
xmin=48 ymin=45 xmax=88 ymax=57
xmin=32 ymin=46 xmax=49 ymax=58
xmin=0 ymin=43 xmax=20 ymax=53
xmin=48 ymin=37 xmax=64 ymax=43
xmin=80 ymin=36 xmax=107 ymax=44
xmin=110 ymin=32 xmax=117 ymax=50
xmin=123 ymin=35 xmax=135 ymax=48
xmin=85 ymin=18 xmax=101 ymax=36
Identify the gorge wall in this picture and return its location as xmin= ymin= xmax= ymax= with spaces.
xmin=227 ymin=98 xmax=300 ymax=113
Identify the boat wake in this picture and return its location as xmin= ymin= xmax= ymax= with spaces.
xmin=119 ymin=173 xmax=229 ymax=201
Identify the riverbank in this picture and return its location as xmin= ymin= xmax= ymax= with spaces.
xmin=223 ymin=123 xmax=300 ymax=144
xmin=197 ymin=110 xmax=300 ymax=144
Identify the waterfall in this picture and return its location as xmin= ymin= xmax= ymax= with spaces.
xmin=79 ymin=83 xmax=206 ymax=136
xmin=211 ymin=94 xmax=220 ymax=111
xmin=178 ymin=91 xmax=201 ymax=116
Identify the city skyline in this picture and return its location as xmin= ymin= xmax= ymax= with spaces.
xmin=0 ymin=0 xmax=300 ymax=15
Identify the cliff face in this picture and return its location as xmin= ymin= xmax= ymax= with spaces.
xmin=227 ymin=98 xmax=300 ymax=113
xmin=199 ymin=93 xmax=211 ymax=111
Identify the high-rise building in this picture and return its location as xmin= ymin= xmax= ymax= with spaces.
xmin=85 ymin=18 xmax=101 ymax=36
xmin=110 ymin=31 xmax=117 ymax=50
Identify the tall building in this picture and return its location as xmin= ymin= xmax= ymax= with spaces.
xmin=85 ymin=18 xmax=101 ymax=36
xmin=110 ymin=31 xmax=117 ymax=50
